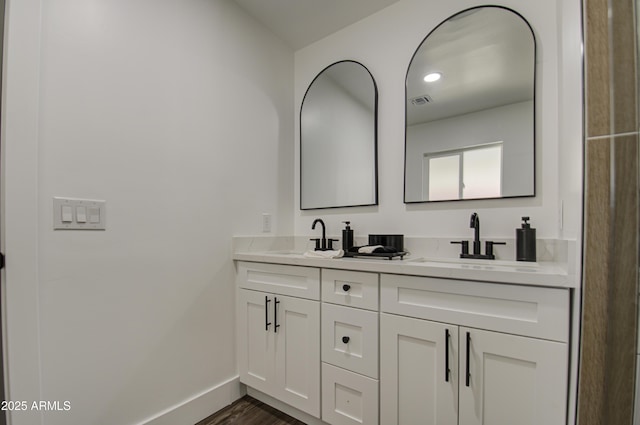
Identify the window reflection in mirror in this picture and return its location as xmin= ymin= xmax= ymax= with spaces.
xmin=404 ymin=6 xmax=535 ymax=203
xmin=300 ymin=60 xmax=378 ymax=210
xmin=425 ymin=143 xmax=503 ymax=201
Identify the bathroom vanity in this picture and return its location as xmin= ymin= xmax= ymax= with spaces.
xmin=234 ymin=241 xmax=575 ymax=425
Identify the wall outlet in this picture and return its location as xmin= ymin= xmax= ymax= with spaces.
xmin=262 ymin=213 xmax=272 ymax=233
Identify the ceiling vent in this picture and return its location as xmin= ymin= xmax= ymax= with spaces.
xmin=411 ymin=95 xmax=433 ymax=106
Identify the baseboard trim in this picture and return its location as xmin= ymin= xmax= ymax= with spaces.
xmin=137 ymin=375 xmax=244 ymax=425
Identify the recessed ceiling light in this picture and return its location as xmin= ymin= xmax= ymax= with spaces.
xmin=423 ymin=72 xmax=442 ymax=83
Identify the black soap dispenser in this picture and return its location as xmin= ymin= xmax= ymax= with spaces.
xmin=516 ymin=217 xmax=536 ymax=262
xmin=342 ymin=221 xmax=354 ymax=251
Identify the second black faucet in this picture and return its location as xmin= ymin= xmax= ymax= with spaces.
xmin=451 ymin=212 xmax=505 ymax=260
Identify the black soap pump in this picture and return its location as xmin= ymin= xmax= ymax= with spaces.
xmin=342 ymin=221 xmax=354 ymax=251
xmin=516 ymin=217 xmax=537 ymax=262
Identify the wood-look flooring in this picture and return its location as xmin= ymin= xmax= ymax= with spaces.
xmin=196 ymin=396 xmax=306 ymax=425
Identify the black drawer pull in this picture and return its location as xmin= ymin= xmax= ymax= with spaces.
xmin=342 ymin=336 xmax=350 ymax=344
xmin=274 ymin=298 xmax=280 ymax=333
xmin=342 ymin=284 xmax=351 ymax=292
xmin=445 ymin=329 xmax=450 ymax=382
xmin=465 ymin=332 xmax=471 ymax=387
xmin=264 ymin=296 xmax=271 ymax=331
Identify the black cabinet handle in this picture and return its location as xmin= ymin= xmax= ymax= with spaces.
xmin=465 ymin=332 xmax=471 ymax=387
xmin=265 ymin=296 xmax=271 ymax=331
xmin=342 ymin=284 xmax=351 ymax=292
xmin=274 ymin=297 xmax=280 ymax=333
xmin=445 ymin=329 xmax=450 ymax=382
xmin=342 ymin=336 xmax=350 ymax=344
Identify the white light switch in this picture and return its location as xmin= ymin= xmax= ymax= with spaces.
xmin=53 ymin=197 xmax=106 ymax=230
xmin=76 ymin=206 xmax=87 ymax=223
xmin=88 ymin=207 xmax=100 ymax=223
xmin=61 ymin=205 xmax=73 ymax=222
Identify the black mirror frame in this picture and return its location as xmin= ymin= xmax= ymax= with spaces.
xmin=402 ymin=5 xmax=537 ymax=204
xmin=300 ymin=60 xmax=379 ymax=210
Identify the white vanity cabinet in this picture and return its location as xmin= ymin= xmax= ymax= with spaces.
xmin=236 ymin=262 xmax=321 ymax=417
xmin=380 ymin=274 xmax=569 ymax=425
xmin=234 ymin=254 xmax=573 ymax=425
xmin=321 ymin=269 xmax=380 ymax=425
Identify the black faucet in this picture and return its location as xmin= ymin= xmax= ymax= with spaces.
xmin=451 ymin=212 xmax=505 ymax=260
xmin=311 ymin=219 xmax=326 ymax=250
xmin=310 ymin=219 xmax=338 ymax=251
xmin=470 ymin=212 xmax=481 ymax=255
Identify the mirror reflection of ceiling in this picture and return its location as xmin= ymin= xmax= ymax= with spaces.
xmin=325 ymin=65 xmax=376 ymax=112
xmin=406 ymin=8 xmax=535 ymax=125
xmin=231 ymin=0 xmax=400 ymax=49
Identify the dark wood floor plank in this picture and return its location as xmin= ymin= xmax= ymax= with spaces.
xmin=196 ymin=396 xmax=306 ymax=425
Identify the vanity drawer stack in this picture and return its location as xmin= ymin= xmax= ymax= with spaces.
xmin=321 ymin=269 xmax=380 ymax=425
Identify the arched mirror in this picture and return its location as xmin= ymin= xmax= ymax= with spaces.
xmin=404 ymin=6 xmax=536 ymax=203
xmin=300 ymin=60 xmax=378 ymax=210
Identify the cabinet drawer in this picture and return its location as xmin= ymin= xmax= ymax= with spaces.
xmin=237 ymin=261 xmax=320 ymax=300
xmin=322 ymin=269 xmax=379 ymax=310
xmin=322 ymin=303 xmax=379 ymax=379
xmin=381 ymin=274 xmax=569 ymax=342
xmin=322 ymin=363 xmax=379 ymax=425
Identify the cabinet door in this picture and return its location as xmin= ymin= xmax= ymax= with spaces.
xmin=459 ymin=327 xmax=568 ymax=425
xmin=237 ymin=289 xmax=275 ymax=394
xmin=274 ymin=294 xmax=321 ymax=417
xmin=380 ymin=313 xmax=458 ymax=425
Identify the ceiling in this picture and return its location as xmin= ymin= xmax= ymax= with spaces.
xmin=231 ymin=0 xmax=401 ymax=50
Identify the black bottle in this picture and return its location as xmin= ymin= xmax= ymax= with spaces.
xmin=516 ymin=217 xmax=536 ymax=262
xmin=342 ymin=221 xmax=354 ymax=251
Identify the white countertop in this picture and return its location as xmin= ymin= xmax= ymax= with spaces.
xmin=232 ymin=250 xmax=576 ymax=288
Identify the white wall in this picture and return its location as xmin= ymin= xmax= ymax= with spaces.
xmin=2 ymin=0 xmax=293 ymax=424
xmin=294 ymin=0 xmax=583 ymax=242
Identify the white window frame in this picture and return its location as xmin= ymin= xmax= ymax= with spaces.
xmin=422 ymin=142 xmax=503 ymax=201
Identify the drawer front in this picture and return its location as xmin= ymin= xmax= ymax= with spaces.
xmin=237 ymin=261 xmax=320 ymax=300
xmin=321 ymin=269 xmax=379 ymax=310
xmin=322 ymin=303 xmax=379 ymax=378
xmin=322 ymin=363 xmax=379 ymax=425
xmin=380 ymin=274 xmax=569 ymax=342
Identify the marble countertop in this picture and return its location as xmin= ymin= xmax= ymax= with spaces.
xmin=232 ymin=250 xmax=576 ymax=288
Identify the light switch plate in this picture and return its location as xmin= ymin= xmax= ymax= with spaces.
xmin=53 ymin=197 xmax=106 ymax=230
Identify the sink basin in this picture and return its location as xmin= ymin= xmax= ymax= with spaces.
xmin=407 ymin=257 xmax=539 ymax=268
xmin=265 ymin=250 xmax=305 ymax=256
